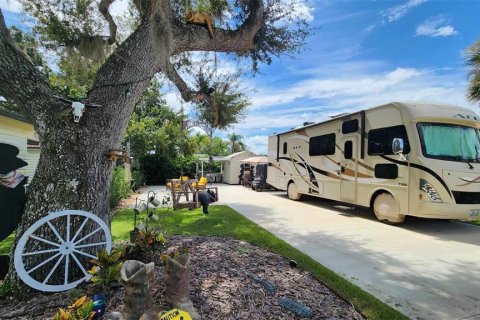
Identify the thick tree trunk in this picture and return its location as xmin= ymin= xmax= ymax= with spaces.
xmin=2 ymin=18 xmax=161 ymax=296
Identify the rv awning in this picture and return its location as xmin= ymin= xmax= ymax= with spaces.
xmin=240 ymin=156 xmax=268 ymax=164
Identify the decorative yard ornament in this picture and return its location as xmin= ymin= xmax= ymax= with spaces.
xmin=14 ymin=210 xmax=112 ymax=292
xmin=72 ymin=101 xmax=86 ymax=123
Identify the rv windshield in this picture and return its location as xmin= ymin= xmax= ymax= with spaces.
xmin=418 ymin=123 xmax=480 ymax=162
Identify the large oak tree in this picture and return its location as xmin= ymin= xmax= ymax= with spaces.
xmin=0 ymin=0 xmax=309 ymax=295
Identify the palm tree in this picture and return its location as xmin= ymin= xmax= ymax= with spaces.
xmin=190 ymin=131 xmax=210 ymax=154
xmin=228 ymin=132 xmax=246 ymax=153
xmin=467 ymin=40 xmax=480 ymax=103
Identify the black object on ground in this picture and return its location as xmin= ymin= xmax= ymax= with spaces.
xmin=198 ymin=189 xmax=216 ymax=214
xmin=289 ymin=259 xmax=297 ymax=268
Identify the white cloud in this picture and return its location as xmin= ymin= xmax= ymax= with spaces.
xmin=382 ymin=0 xmax=428 ymax=23
xmin=0 ymin=0 xmax=22 ymax=13
xmin=416 ymin=16 xmax=458 ymax=37
xmin=251 ymin=67 xmax=424 ymax=109
xmin=244 ymin=135 xmax=269 ymax=155
xmin=289 ymin=1 xmax=314 ymax=22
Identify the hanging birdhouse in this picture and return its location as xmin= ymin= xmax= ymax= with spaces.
xmin=106 ymin=149 xmax=124 ymax=161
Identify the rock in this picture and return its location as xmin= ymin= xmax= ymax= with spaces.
xmin=104 ymin=312 xmax=124 ymax=320
xmin=248 ymin=274 xmax=276 ymax=295
xmin=278 ymin=296 xmax=313 ymax=318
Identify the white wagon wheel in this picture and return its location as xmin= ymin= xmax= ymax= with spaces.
xmin=14 ymin=210 xmax=112 ymax=292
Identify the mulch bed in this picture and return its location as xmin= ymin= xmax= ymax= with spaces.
xmin=0 ymin=236 xmax=364 ymax=319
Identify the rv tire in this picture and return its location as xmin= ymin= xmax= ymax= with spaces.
xmin=373 ymin=192 xmax=405 ymax=224
xmin=287 ymin=182 xmax=302 ymax=200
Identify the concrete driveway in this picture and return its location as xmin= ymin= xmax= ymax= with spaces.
xmin=215 ymin=184 xmax=480 ymax=320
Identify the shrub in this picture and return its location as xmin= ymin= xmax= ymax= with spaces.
xmin=131 ymin=170 xmax=146 ymax=191
xmin=88 ymin=249 xmax=123 ymax=291
xmin=109 ymin=166 xmax=131 ymax=208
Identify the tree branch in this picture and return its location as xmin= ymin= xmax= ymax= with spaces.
xmin=172 ymin=0 xmax=265 ymax=54
xmin=0 ymin=9 xmax=62 ymax=125
xmin=162 ymin=58 xmax=207 ymax=102
xmin=99 ymin=0 xmax=118 ymax=45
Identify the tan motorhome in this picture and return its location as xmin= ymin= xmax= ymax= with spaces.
xmin=267 ymin=102 xmax=480 ymax=223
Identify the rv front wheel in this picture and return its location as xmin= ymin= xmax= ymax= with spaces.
xmin=373 ymin=193 xmax=405 ymax=224
xmin=287 ymin=182 xmax=302 ymax=200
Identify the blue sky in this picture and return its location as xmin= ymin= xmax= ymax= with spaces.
xmin=1 ymin=0 xmax=480 ymax=154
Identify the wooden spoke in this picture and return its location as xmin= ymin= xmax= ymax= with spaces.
xmin=75 ymin=242 xmax=106 ymax=249
xmin=64 ymin=255 xmax=69 ymax=285
xmin=73 ymin=249 xmax=96 ymax=259
xmin=66 ymin=214 xmax=71 ymax=242
xmin=46 ymin=221 xmax=64 ymax=243
xmin=43 ymin=255 xmax=64 ymax=284
xmin=71 ymin=252 xmax=89 ymax=277
xmin=29 ymin=235 xmax=60 ymax=247
xmin=74 ymin=227 xmax=102 ymax=245
xmin=26 ymin=252 xmax=61 ymax=274
xmin=22 ymin=248 xmax=59 ymax=256
xmin=70 ymin=217 xmax=89 ymax=243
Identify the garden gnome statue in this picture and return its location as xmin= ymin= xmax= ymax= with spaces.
xmin=120 ymin=260 xmax=155 ymax=320
xmin=165 ymin=253 xmax=201 ymax=319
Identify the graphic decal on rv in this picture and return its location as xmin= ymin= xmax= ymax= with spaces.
xmin=380 ymin=155 xmax=452 ymax=198
xmin=295 ymin=153 xmax=320 ymax=188
xmin=457 ymin=176 xmax=480 ymax=186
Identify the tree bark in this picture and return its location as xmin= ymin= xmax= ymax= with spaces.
xmin=0 ymin=0 xmax=265 ymax=297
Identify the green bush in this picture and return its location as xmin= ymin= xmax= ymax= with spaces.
xmin=131 ymin=170 xmax=146 ymax=191
xmin=141 ymin=154 xmax=197 ymax=184
xmin=110 ymin=166 xmax=131 ymax=208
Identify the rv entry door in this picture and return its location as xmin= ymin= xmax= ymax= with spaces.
xmin=340 ymin=136 xmax=358 ymax=202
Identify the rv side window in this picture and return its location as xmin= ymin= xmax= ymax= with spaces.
xmin=283 ymin=142 xmax=288 ymax=154
xmin=309 ymin=133 xmax=336 ymax=156
xmin=342 ymin=119 xmax=359 ymax=134
xmin=344 ymin=141 xmax=353 ymax=159
xmin=368 ymin=125 xmax=410 ymax=155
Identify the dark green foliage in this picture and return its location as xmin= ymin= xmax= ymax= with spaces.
xmin=141 ymin=154 xmax=198 ymax=184
xmin=109 ymin=166 xmax=130 ymax=208
xmin=131 ymin=170 xmax=146 ymax=191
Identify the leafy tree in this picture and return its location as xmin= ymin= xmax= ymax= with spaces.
xmin=0 ymin=0 xmax=310 ymax=295
xmin=193 ymin=69 xmax=250 ymax=139
xmin=228 ymin=132 xmax=246 ymax=153
xmin=467 ymin=40 xmax=480 ymax=103
xmin=209 ymin=136 xmax=230 ymax=156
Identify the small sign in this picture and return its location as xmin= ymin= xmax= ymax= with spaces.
xmin=160 ymin=309 xmax=192 ymax=320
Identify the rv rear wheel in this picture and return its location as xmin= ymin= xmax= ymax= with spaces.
xmin=373 ymin=193 xmax=405 ymax=224
xmin=287 ymin=182 xmax=302 ymax=200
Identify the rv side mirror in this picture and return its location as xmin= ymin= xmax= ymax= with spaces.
xmin=392 ymin=138 xmax=404 ymax=155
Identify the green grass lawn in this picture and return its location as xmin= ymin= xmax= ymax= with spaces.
xmin=112 ymin=205 xmax=408 ymax=320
